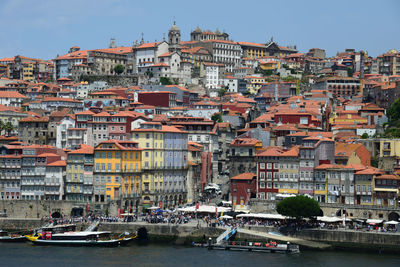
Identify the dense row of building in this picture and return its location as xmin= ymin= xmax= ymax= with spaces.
xmin=0 ymin=23 xmax=399 ymax=218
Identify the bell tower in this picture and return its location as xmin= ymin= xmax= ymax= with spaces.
xmin=168 ymin=21 xmax=181 ymax=51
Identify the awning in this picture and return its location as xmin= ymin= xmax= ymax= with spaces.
xmin=373 ymin=188 xmax=398 ymax=192
xmin=220 ymin=215 xmax=233 ymax=219
xmin=317 ymin=216 xmax=351 ymax=223
xmin=236 ymin=213 xmax=287 ymax=220
xmin=384 ymin=220 xmax=399 ymax=225
xmin=176 ymin=205 xmax=231 ymax=213
xmin=366 ymin=219 xmax=383 ymax=224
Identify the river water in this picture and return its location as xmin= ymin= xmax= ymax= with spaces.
xmin=1 ymin=242 xmax=400 ymax=267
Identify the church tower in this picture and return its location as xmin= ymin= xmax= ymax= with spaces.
xmin=168 ymin=21 xmax=181 ymax=51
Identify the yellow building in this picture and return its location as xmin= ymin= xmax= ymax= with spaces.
xmin=244 ymin=76 xmax=266 ymax=95
xmin=238 ymin=42 xmax=267 ymax=59
xmin=329 ymin=113 xmax=368 ymax=125
xmin=259 ymin=58 xmax=281 ymax=71
xmin=379 ymin=139 xmax=400 ymax=157
xmin=94 ymin=140 xmax=142 ymax=202
xmin=354 ymin=168 xmax=382 ymax=206
xmin=22 ymin=62 xmax=34 ymax=81
xmin=132 ymin=122 xmax=164 ymax=206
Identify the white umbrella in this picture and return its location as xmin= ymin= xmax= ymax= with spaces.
xmin=220 ymin=215 xmax=233 ymax=219
xmin=147 ymin=206 xmax=159 ymax=210
xmin=384 ymin=220 xmax=399 ymax=225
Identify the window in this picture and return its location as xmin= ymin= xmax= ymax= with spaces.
xmin=260 ymin=172 xmax=265 ymax=181
xmin=259 ymin=163 xmax=265 ymax=169
xmin=266 ymin=163 xmax=272 ymax=169
xmin=260 ymin=182 xmax=265 ymax=188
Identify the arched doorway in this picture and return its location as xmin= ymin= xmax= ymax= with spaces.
xmin=388 ymin=212 xmax=400 ymax=221
xmin=71 ymin=207 xmax=83 ymax=217
xmin=318 ymin=209 xmax=324 ymax=216
xmin=174 ymin=195 xmax=177 ymax=206
xmin=51 ymin=211 xmax=61 ymax=218
xmin=169 ymin=196 xmax=173 ymax=208
xmin=164 ymin=196 xmax=169 ymax=208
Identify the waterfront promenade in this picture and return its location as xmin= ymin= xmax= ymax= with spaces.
xmin=1 ymin=217 xmax=400 ymax=252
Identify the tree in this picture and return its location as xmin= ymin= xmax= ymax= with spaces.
xmin=211 ymin=113 xmax=223 ymax=123
xmin=114 ymin=64 xmax=125 ymax=75
xmin=160 ymin=77 xmax=172 ymax=85
xmin=218 ymin=88 xmax=227 ymax=97
xmin=4 ymin=122 xmax=13 ymax=136
xmin=276 ymin=195 xmax=321 ymax=220
xmin=384 ymin=98 xmax=400 ymax=137
xmin=0 ymin=120 xmax=4 ymax=135
xmin=347 ymin=67 xmax=354 ymax=78
xmin=387 ymin=98 xmax=400 ymax=126
xmin=361 ymin=133 xmax=369 ymax=139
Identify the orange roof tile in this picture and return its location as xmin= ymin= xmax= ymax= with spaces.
xmin=47 ymin=160 xmax=66 ymax=167
xmin=230 ymin=172 xmax=256 ymax=180
xmin=68 ymin=144 xmax=94 ymax=154
xmin=0 ymin=91 xmax=27 ymax=98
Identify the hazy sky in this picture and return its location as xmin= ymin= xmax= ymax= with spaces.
xmin=1 ymin=0 xmax=399 ymax=60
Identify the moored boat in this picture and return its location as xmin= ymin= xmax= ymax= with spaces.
xmin=25 ymin=231 xmax=136 ymax=247
xmin=0 ymin=230 xmax=26 ymax=242
xmin=208 ymin=240 xmax=300 ymax=254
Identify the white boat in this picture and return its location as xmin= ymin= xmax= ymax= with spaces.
xmin=25 ymin=231 xmax=136 ymax=246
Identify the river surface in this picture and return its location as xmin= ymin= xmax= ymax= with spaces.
xmin=1 ymin=242 xmax=400 ymax=267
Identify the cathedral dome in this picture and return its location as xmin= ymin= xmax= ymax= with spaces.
xmin=193 ymin=27 xmax=202 ymax=33
xmin=170 ymin=21 xmax=180 ymax=31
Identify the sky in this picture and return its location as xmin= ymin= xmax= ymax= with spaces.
xmin=0 ymin=0 xmax=399 ymax=60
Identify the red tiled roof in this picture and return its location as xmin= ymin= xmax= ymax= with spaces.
xmin=47 ymin=160 xmax=66 ymax=167
xmin=230 ymin=172 xmax=256 ymax=180
xmin=68 ymin=144 xmax=94 ymax=154
xmin=0 ymin=91 xmax=27 ymax=98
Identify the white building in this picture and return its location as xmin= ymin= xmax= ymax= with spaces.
xmin=0 ymin=91 xmax=27 ymax=107
xmin=77 ymin=83 xmax=90 ymax=99
xmin=138 ymin=52 xmax=192 ymax=84
xmin=45 ymin=161 xmax=65 ymax=200
xmin=203 ymin=63 xmax=225 ymax=89
xmin=134 ymin=41 xmax=169 ymax=70
xmin=56 ymin=116 xmax=76 ymax=149
xmin=222 ymin=76 xmax=239 ymax=93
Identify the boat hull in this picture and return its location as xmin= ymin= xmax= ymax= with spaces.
xmin=0 ymin=236 xmax=26 ymax=242
xmin=26 ymin=237 xmax=134 ymax=247
xmin=25 ymin=235 xmax=135 ymax=247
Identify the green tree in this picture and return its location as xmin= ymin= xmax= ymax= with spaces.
xmin=211 ymin=113 xmax=223 ymax=123
xmin=347 ymin=67 xmax=354 ymax=77
xmin=276 ymin=195 xmax=321 ymax=220
xmin=4 ymin=122 xmax=13 ymax=136
xmin=0 ymin=120 xmax=4 ymax=136
xmin=218 ymin=88 xmax=227 ymax=97
xmin=114 ymin=64 xmax=125 ymax=75
xmin=361 ymin=133 xmax=369 ymax=139
xmin=387 ymin=98 xmax=400 ymax=126
xmin=160 ymin=77 xmax=172 ymax=85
